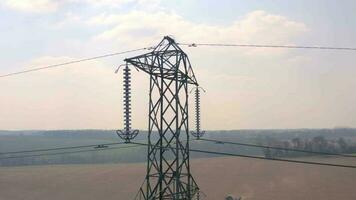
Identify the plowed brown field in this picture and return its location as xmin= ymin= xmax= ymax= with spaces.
xmin=1 ymin=156 xmax=356 ymax=200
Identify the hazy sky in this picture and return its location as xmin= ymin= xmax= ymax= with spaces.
xmin=1 ymin=0 xmax=356 ymax=130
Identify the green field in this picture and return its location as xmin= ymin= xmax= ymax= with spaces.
xmin=1 ymin=129 xmax=356 ymax=166
xmin=1 ymin=129 xmax=356 ymax=199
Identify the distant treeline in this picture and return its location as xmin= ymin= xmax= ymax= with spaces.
xmin=0 ymin=128 xmax=355 ymax=166
xmin=260 ymin=136 xmax=356 ymax=158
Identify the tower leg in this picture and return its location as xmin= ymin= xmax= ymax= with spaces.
xmin=135 ymin=66 xmax=199 ymax=200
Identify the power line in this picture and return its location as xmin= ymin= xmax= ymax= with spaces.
xmin=2 ymin=140 xmax=356 ymax=169
xmin=0 ymin=138 xmax=189 ymax=155
xmin=132 ymin=142 xmax=356 ymax=169
xmin=178 ymin=42 xmax=356 ymax=51
xmin=200 ymin=138 xmax=356 ymax=158
xmin=0 ymin=142 xmax=125 ymax=155
xmin=0 ymin=144 xmax=142 ymax=160
xmin=190 ymin=148 xmax=356 ymax=169
xmin=2 ymin=42 xmax=354 ymax=79
xmin=2 ymin=42 xmax=355 ymax=78
xmin=0 ymin=47 xmax=150 ymax=78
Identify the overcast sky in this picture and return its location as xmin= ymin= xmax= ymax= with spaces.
xmin=1 ymin=0 xmax=356 ymax=130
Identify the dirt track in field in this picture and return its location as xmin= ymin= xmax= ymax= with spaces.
xmin=1 ymin=156 xmax=356 ymax=200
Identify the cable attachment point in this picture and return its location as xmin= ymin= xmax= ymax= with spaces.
xmin=116 ymin=63 xmax=139 ymax=143
xmin=190 ymin=86 xmax=206 ymax=139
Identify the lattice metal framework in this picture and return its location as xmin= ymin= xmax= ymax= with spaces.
xmin=125 ymin=36 xmax=200 ymax=199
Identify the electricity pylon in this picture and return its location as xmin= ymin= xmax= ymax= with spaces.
xmin=124 ymin=36 xmax=200 ymax=199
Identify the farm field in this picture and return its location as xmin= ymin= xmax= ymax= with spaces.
xmin=1 ymin=156 xmax=356 ymax=200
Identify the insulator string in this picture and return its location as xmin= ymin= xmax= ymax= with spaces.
xmin=191 ymin=87 xmax=205 ymax=139
xmin=123 ymin=66 xmax=132 ymax=133
xmin=116 ymin=64 xmax=139 ymax=142
xmin=195 ymin=88 xmax=201 ymax=133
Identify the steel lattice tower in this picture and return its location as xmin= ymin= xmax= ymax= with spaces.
xmin=125 ymin=36 xmax=200 ymax=199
